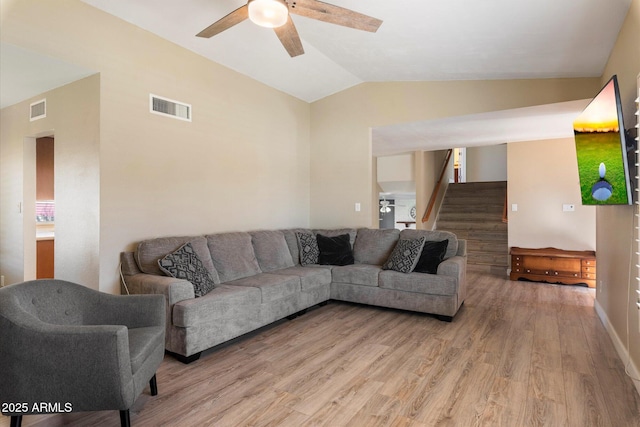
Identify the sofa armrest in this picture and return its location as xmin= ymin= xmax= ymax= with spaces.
xmin=456 ymin=239 xmax=467 ymax=257
xmin=437 ymin=255 xmax=465 ymax=280
xmin=437 ymin=255 xmax=467 ymax=305
xmin=123 ymin=273 xmax=194 ymax=306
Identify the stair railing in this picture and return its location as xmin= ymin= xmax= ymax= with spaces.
xmin=422 ymin=148 xmax=453 ymax=223
xmin=502 ymin=192 xmax=508 ymax=223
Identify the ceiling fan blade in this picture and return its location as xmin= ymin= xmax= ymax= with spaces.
xmin=290 ymin=0 xmax=382 ymax=32
xmin=196 ymin=5 xmax=249 ymax=38
xmin=274 ymin=16 xmax=305 ymax=57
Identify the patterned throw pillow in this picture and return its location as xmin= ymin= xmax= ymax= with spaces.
xmin=158 ymin=242 xmax=216 ymax=297
xmin=296 ymin=232 xmax=320 ymax=266
xmin=382 ymin=237 xmax=426 ymax=274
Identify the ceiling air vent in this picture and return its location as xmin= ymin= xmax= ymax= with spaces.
xmin=150 ymin=94 xmax=191 ymax=122
xmin=30 ymin=99 xmax=46 ymax=121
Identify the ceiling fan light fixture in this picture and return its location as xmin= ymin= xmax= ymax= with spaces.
xmin=248 ymin=0 xmax=289 ymax=28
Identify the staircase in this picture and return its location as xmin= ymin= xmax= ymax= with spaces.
xmin=435 ymin=181 xmax=508 ymax=276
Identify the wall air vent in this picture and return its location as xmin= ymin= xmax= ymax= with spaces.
xmin=150 ymin=94 xmax=191 ymax=122
xmin=30 ymin=99 xmax=46 ymax=121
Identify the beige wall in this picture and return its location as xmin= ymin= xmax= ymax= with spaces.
xmin=507 ymin=138 xmax=596 ymax=251
xmin=309 ymin=79 xmax=601 ymax=229
xmin=0 ymin=75 xmax=101 ymax=288
xmin=466 ymin=144 xmax=507 ymax=182
xmin=594 ymin=0 xmax=640 ymax=390
xmin=1 ymin=0 xmax=311 ymax=293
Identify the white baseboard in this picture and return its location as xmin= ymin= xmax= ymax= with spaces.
xmin=594 ymin=299 xmax=640 ymax=397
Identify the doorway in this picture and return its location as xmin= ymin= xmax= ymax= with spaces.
xmin=453 ymin=148 xmax=466 ymax=183
xmin=35 ymin=136 xmax=55 ymax=279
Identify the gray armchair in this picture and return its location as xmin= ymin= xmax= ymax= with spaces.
xmin=0 ymin=279 xmax=165 ymax=427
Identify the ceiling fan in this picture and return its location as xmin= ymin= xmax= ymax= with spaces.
xmin=196 ymin=0 xmax=383 ymax=57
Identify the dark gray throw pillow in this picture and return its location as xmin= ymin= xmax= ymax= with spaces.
xmin=414 ymin=240 xmax=449 ymax=274
xmin=158 ymin=242 xmax=216 ymax=297
xmin=317 ymin=233 xmax=354 ymax=266
xmin=382 ymin=237 xmax=426 ymax=273
xmin=296 ymin=232 xmax=320 ymax=266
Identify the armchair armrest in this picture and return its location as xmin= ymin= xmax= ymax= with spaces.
xmin=0 ymin=317 xmax=135 ymax=412
xmin=90 ymin=293 xmax=165 ymax=329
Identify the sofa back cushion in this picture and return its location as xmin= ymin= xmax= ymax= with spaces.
xmin=399 ymin=229 xmax=459 ymax=260
xmin=206 ymin=232 xmax=262 ymax=282
xmin=281 ymin=228 xmax=307 ymax=265
xmin=313 ymin=228 xmax=357 ymax=247
xmin=136 ymin=236 xmax=220 ymax=283
xmin=353 ymin=228 xmax=400 ymax=265
xmin=250 ymin=230 xmax=295 ymax=272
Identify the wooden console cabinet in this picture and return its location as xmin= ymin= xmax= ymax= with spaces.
xmin=510 ymin=247 xmax=596 ymax=288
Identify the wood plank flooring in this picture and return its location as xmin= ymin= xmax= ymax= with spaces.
xmin=3 ymin=272 xmax=639 ymax=426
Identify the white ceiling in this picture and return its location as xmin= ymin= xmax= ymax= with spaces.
xmin=81 ymin=0 xmax=631 ymax=102
xmin=372 ymin=99 xmax=591 ymax=156
xmin=0 ymin=43 xmax=95 ymax=109
xmin=1 ymin=1 xmax=630 ymax=154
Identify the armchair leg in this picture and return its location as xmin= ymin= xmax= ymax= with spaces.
xmin=119 ymin=409 xmax=131 ymax=427
xmin=150 ymin=374 xmax=158 ymax=396
xmin=10 ymin=415 xmax=22 ymax=427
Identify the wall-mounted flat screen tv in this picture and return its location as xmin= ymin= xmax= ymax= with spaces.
xmin=573 ymin=75 xmax=633 ymax=205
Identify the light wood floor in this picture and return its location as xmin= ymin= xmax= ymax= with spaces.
xmin=4 ymin=272 xmax=640 ymax=426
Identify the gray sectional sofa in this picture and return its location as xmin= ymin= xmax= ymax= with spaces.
xmin=120 ymin=228 xmax=467 ymax=363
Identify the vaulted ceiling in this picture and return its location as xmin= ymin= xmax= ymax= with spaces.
xmin=1 ymin=1 xmax=631 ymax=153
xmin=81 ymin=0 xmax=631 ymax=102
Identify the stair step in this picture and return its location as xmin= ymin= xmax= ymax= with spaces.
xmin=447 ymin=181 xmax=507 ymax=190
xmin=442 ymin=197 xmax=503 ymax=205
xmin=436 ymin=181 xmax=508 ymax=273
xmin=439 ymin=204 xmax=503 ymax=214
xmin=466 ymin=240 xmax=508 ymax=253
xmin=436 ymin=221 xmax=507 ymax=231
xmin=437 ymin=212 xmax=504 ymax=221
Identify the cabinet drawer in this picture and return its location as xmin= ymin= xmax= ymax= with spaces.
xmin=583 ymin=272 xmax=596 ymax=280
xmin=582 ymin=266 xmax=596 ymax=274
xmin=582 ymin=259 xmax=596 ymax=267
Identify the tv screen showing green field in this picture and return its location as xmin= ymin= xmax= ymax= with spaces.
xmin=573 ymin=77 xmax=632 ymax=205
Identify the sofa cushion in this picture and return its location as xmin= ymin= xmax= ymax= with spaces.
xmin=399 ymin=229 xmax=458 ymax=260
xmin=378 ymin=270 xmax=457 ymax=296
xmin=317 ymin=233 xmax=354 ymax=266
xmin=206 ymin=232 xmax=262 ymax=283
xmin=158 ymin=242 xmax=217 ymax=297
xmin=296 ymin=232 xmax=320 ymax=266
xmin=332 ymin=264 xmax=381 ymax=287
xmin=282 ymin=228 xmax=307 ymax=265
xmin=269 ymin=266 xmax=332 ymax=291
xmin=225 ymin=273 xmax=301 ymax=303
xmin=382 ymin=237 xmax=426 ymax=273
xmin=414 ymin=240 xmax=449 ymax=274
xmin=353 ymin=228 xmax=400 ymax=265
xmin=172 ymin=284 xmax=262 ymax=327
xmin=136 ymin=236 xmax=219 ymax=282
xmin=313 ymin=228 xmax=357 ymax=247
xmin=250 ymin=230 xmax=295 ymax=273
